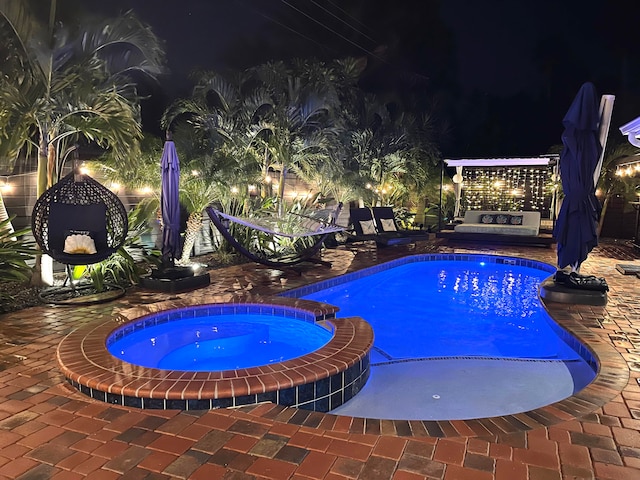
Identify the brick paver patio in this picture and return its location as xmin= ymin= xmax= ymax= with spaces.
xmin=1 ymin=238 xmax=639 ymax=479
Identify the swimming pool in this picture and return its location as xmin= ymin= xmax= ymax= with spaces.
xmin=282 ymin=254 xmax=597 ymax=419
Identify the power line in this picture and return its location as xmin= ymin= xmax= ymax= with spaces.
xmin=238 ymin=0 xmax=429 ymax=83
xmin=233 ymin=0 xmax=343 ymax=58
xmin=278 ymin=0 xmax=390 ymax=65
xmin=324 ymin=0 xmax=376 ymax=35
xmin=308 ymin=0 xmax=378 ymax=45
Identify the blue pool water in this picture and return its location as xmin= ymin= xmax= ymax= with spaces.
xmin=108 ymin=314 xmax=333 ymax=371
xmin=293 ymin=256 xmax=596 ymax=419
xmin=302 ymin=259 xmax=580 ymax=361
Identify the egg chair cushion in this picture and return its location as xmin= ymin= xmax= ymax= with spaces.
xmin=47 ymin=202 xmax=110 ymax=265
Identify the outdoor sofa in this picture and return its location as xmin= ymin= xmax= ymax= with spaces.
xmin=454 ymin=210 xmax=540 ymax=236
xmin=436 ymin=210 xmax=555 ymax=247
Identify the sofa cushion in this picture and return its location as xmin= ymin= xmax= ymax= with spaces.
xmin=454 ymin=223 xmax=539 ymax=236
xmin=359 ymin=220 xmax=377 ymax=235
xmin=509 ymin=214 xmax=523 ymax=225
xmin=494 ymin=214 xmax=511 ymax=225
xmin=379 ymin=218 xmax=397 ymax=232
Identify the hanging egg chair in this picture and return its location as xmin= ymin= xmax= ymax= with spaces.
xmin=32 ymin=170 xmax=128 ymax=266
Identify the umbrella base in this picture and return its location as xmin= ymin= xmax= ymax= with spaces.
xmin=539 ymin=277 xmax=607 ymax=306
xmin=149 ymin=265 xmax=195 ymax=280
xmin=139 ymin=272 xmax=210 ymax=294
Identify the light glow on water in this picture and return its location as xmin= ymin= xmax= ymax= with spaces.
xmin=302 ymin=260 xmax=578 ymax=361
xmin=108 ymin=314 xmax=333 ymax=371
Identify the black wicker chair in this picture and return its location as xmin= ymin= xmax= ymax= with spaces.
xmin=32 ymin=171 xmax=128 ymax=265
xmin=31 ymin=171 xmax=129 ymax=305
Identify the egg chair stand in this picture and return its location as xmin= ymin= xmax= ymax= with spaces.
xmin=31 ymin=171 xmax=129 ymax=305
xmin=205 ymin=204 xmax=344 ymax=268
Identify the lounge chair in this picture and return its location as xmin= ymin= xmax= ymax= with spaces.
xmin=372 ymin=207 xmax=431 ymax=239
xmin=348 ymin=207 xmax=430 ymax=247
xmin=347 ymin=207 xmax=380 ymax=243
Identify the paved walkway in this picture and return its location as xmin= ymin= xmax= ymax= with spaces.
xmin=1 ymin=240 xmax=639 ymax=479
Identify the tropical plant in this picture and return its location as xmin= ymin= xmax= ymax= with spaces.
xmin=247 ymin=61 xmax=343 ymax=214
xmin=596 ymin=141 xmax=640 ymax=236
xmin=0 ymin=1 xmax=165 ymax=284
xmin=162 ymin=61 xmax=345 ymax=261
xmin=163 ymin=72 xmax=265 ymax=196
xmin=81 ymin=204 xmax=159 ymax=291
xmin=178 ymin=176 xmax=224 ymax=265
xmin=0 ymin=217 xmax=36 ymax=296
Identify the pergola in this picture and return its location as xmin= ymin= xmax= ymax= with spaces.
xmin=441 ymin=155 xmax=560 ymax=220
xmin=616 ymin=116 xmax=640 ymax=176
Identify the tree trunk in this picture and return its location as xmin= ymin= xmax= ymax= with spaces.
xmin=47 ymin=143 xmax=56 ymax=186
xmin=179 ymin=211 xmax=202 ymax=265
xmin=277 ymin=166 xmax=287 ymax=217
xmin=37 ymin=136 xmax=49 ymax=198
xmin=596 ymin=193 xmax=610 ymax=238
xmin=0 ymin=192 xmax=14 ymax=235
xmin=261 ymin=149 xmax=269 ymax=199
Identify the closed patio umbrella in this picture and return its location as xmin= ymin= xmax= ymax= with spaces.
xmin=160 ymin=131 xmax=181 ymax=266
xmin=554 ymin=82 xmax=602 ymax=273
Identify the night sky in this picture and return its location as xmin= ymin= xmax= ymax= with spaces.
xmin=77 ymin=0 xmax=640 ymax=158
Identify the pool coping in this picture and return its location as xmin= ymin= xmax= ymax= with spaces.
xmin=56 ymin=295 xmax=374 ymax=410
xmin=271 ymin=253 xmax=629 ymax=437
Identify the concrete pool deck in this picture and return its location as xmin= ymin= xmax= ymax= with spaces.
xmin=0 ymin=239 xmax=639 ymax=479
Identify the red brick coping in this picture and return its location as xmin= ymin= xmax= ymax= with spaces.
xmin=57 ymin=295 xmax=374 ymax=410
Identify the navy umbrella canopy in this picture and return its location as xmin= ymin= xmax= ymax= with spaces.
xmin=160 ymin=132 xmax=181 ymax=266
xmin=554 ymin=82 xmax=602 ymax=271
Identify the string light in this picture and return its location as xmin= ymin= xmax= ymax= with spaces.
xmin=462 ymin=166 xmax=553 ymax=215
xmin=0 ymin=176 xmax=12 ymax=193
xmin=615 ymin=156 xmax=640 ymax=177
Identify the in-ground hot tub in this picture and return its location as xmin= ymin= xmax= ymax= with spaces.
xmin=108 ymin=313 xmax=334 ymax=371
xmin=57 ymin=296 xmax=373 ymax=410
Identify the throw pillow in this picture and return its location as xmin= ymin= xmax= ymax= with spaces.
xmin=480 ymin=214 xmax=495 ymax=224
xmin=63 ymin=232 xmax=97 ymax=254
xmin=359 ymin=220 xmax=377 ymax=235
xmin=509 ymin=215 xmax=524 ymax=225
xmin=495 ymin=214 xmax=509 ymax=225
xmin=379 ymin=218 xmax=397 ymax=232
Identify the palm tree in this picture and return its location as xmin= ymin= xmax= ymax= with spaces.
xmin=178 ymin=176 xmax=223 ymax=265
xmin=346 ymin=98 xmax=413 ymax=206
xmin=163 ymin=72 xmax=266 ymax=207
xmin=596 ymin=141 xmax=640 ymax=236
xmin=246 ymin=61 xmax=347 ymax=214
xmin=0 ymin=1 xmax=165 ymax=284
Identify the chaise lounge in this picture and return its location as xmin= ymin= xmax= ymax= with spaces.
xmin=348 ymin=207 xmax=431 ymax=247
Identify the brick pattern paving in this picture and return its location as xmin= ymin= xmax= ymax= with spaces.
xmin=0 ymin=239 xmax=639 ymax=479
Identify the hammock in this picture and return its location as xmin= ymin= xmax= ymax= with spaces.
xmin=206 ymin=203 xmax=344 ymax=267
